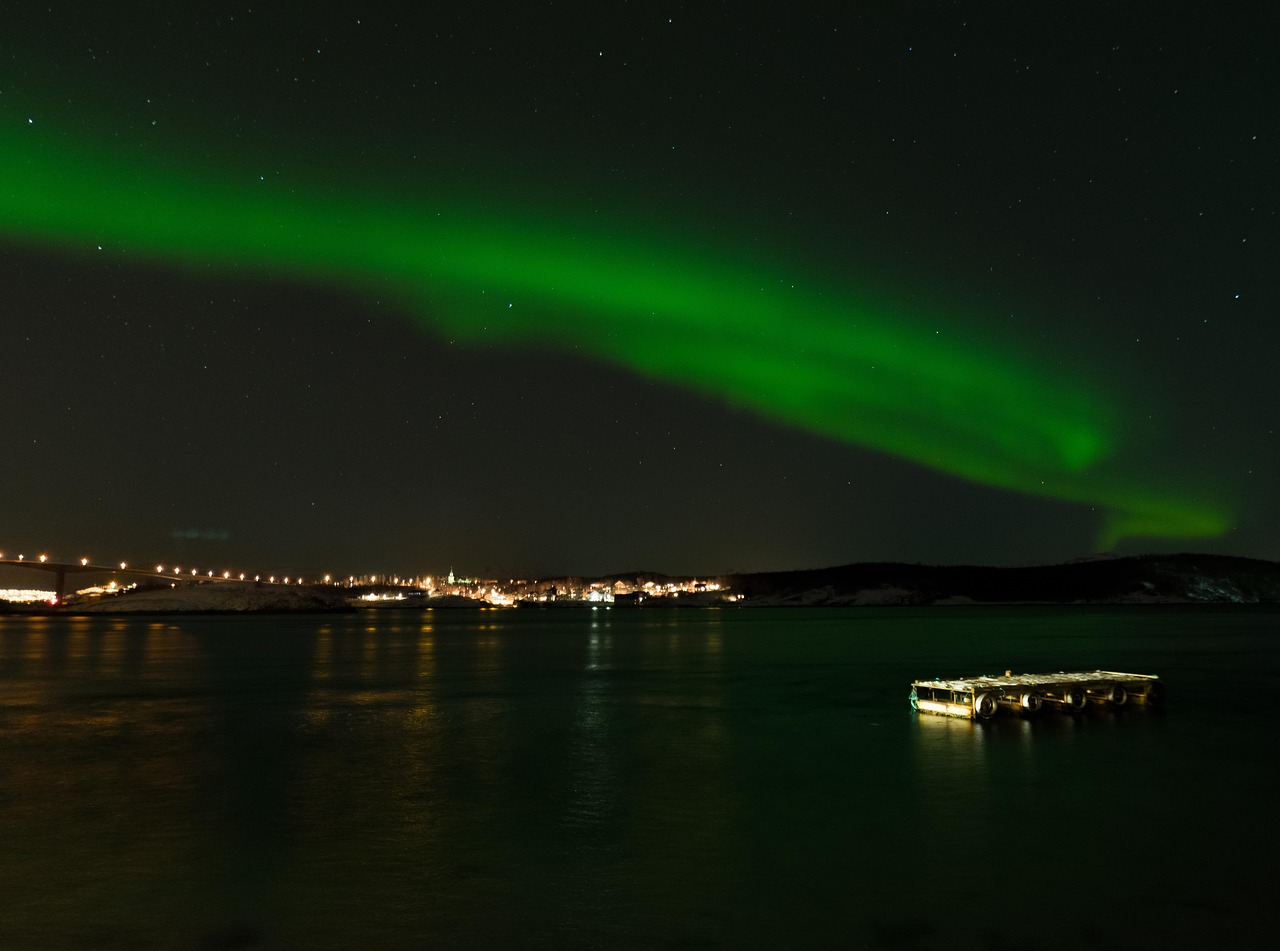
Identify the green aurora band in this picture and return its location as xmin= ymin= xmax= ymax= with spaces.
xmin=1 ymin=125 xmax=1228 ymax=545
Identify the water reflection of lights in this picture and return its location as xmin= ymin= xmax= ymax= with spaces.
xmin=916 ymin=706 xmax=1100 ymax=750
xmin=914 ymin=707 xmax=988 ymax=749
xmin=572 ymin=618 xmax=617 ymax=834
xmin=311 ymin=625 xmax=333 ymax=683
xmin=412 ymin=624 xmax=438 ymax=722
xmin=911 ymin=710 xmax=992 ymax=826
xmin=586 ymin=622 xmax=613 ymax=672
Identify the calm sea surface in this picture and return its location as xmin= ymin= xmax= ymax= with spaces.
xmin=0 ymin=606 xmax=1275 ymax=950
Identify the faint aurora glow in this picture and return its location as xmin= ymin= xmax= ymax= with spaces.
xmin=0 ymin=124 xmax=1229 ymax=544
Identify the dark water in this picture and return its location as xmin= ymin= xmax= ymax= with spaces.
xmin=0 ymin=607 xmax=1275 ymax=950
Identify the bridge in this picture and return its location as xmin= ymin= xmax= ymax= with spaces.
xmin=0 ymin=556 xmax=333 ymax=603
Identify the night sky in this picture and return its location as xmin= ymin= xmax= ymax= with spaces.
xmin=2 ymin=2 xmax=1275 ymax=577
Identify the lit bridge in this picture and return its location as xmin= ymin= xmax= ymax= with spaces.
xmin=0 ymin=556 xmax=338 ymax=603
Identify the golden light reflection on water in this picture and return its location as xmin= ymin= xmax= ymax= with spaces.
xmin=911 ymin=708 xmax=992 ymax=832
xmin=0 ymin=615 xmax=183 ymax=698
xmin=303 ymin=625 xmax=336 ymax=729
xmin=292 ymin=615 xmax=452 ymax=872
xmin=0 ymin=614 xmax=209 ymax=925
xmin=409 ymin=624 xmax=438 ymax=726
xmin=702 ymin=614 xmax=726 ymax=744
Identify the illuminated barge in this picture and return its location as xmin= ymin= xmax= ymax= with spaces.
xmin=910 ymin=670 xmax=1163 ymax=720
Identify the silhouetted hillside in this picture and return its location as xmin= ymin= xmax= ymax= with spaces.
xmin=722 ymin=554 xmax=1280 ymax=605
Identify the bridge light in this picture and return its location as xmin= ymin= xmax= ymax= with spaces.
xmin=120 ymin=562 xmax=128 ymax=570
xmin=223 ymin=571 xmax=230 ymax=579
xmin=156 ymin=565 xmax=164 ymax=573
xmin=239 ymin=573 xmax=245 ymax=581
xmin=38 ymin=554 xmax=48 ymax=563
xmin=80 ymin=557 xmax=89 ymax=566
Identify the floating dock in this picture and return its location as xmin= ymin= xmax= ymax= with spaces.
xmin=910 ymin=670 xmax=1163 ymax=719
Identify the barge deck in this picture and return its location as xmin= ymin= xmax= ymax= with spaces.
xmin=910 ymin=670 xmax=1162 ymax=719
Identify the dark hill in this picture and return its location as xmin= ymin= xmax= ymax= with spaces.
xmin=722 ymin=554 xmax=1280 ymax=605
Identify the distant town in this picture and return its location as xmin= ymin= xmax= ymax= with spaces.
xmin=339 ymin=568 xmax=735 ymax=609
xmin=3 ymin=550 xmax=1280 ymax=612
xmin=0 ymin=551 xmax=736 ymax=610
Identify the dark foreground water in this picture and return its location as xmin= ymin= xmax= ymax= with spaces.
xmin=0 ymin=606 xmax=1276 ymax=950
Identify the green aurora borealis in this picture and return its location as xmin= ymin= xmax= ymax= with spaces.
xmin=1 ymin=123 xmax=1229 ymax=546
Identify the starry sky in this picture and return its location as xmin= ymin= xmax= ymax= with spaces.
xmin=1 ymin=1 xmax=1275 ymax=577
